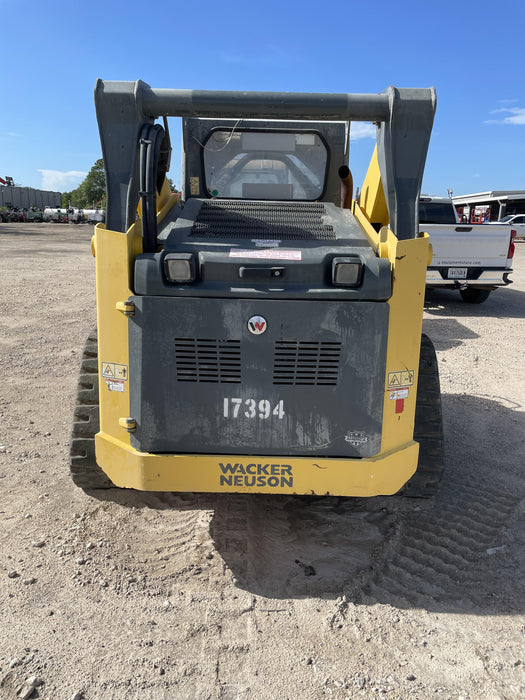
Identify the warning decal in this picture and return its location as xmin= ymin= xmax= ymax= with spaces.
xmin=101 ymin=362 xmax=128 ymax=381
xmin=387 ymin=370 xmax=415 ymax=388
xmin=106 ymin=379 xmax=125 ymax=393
xmin=229 ymin=249 xmax=302 ymax=260
xmin=389 ymin=388 xmax=409 ymax=400
xmin=190 ymin=177 xmax=200 ymax=195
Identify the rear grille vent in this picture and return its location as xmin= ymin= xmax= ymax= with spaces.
xmin=273 ymin=341 xmax=342 ymax=385
xmin=190 ymin=200 xmax=336 ymax=240
xmin=174 ymin=338 xmax=241 ymax=383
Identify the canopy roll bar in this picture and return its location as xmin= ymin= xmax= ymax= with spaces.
xmin=94 ymin=79 xmax=436 ymax=238
xmin=140 ymin=87 xmax=392 ymax=122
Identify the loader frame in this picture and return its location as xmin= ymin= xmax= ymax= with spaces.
xmin=83 ymin=81 xmax=438 ymax=496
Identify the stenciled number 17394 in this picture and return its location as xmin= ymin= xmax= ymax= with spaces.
xmin=223 ymin=397 xmax=285 ymax=420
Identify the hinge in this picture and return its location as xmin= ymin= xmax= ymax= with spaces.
xmin=116 ymin=300 xmax=135 ymax=316
xmin=119 ymin=417 xmax=137 ymax=433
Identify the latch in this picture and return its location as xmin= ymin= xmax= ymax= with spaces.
xmin=119 ymin=417 xmax=137 ymax=433
xmin=116 ymin=300 xmax=135 ymax=316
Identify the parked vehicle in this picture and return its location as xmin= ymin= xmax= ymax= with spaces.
xmin=492 ymin=213 xmax=525 ymax=241
xmin=67 ymin=208 xmax=84 ymax=224
xmin=421 ymin=197 xmax=515 ymax=303
xmin=25 ymin=207 xmax=44 ymax=222
xmin=43 ymin=207 xmax=68 ymax=223
xmin=84 ymin=208 xmax=105 ymax=224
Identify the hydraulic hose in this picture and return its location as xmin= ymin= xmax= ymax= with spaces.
xmin=139 ymin=123 xmax=170 ymax=253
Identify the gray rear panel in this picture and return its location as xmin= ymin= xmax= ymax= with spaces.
xmin=129 ymin=296 xmax=388 ymax=457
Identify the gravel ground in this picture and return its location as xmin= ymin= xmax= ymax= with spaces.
xmin=0 ymin=222 xmax=524 ymax=700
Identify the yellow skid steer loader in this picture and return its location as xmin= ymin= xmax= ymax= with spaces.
xmin=70 ymin=80 xmax=443 ymax=497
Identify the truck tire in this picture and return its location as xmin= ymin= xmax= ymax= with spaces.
xmin=402 ymin=334 xmax=444 ymax=497
xmin=459 ymin=287 xmax=491 ymax=304
xmin=69 ymin=328 xmax=114 ymax=489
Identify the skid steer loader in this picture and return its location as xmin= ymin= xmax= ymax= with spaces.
xmin=70 ymin=80 xmax=443 ymax=497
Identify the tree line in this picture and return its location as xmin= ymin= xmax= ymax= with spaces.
xmin=61 ymin=159 xmax=179 ymax=209
xmin=61 ymin=159 xmax=106 ymax=209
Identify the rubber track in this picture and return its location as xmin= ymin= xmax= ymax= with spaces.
xmin=402 ymin=334 xmax=445 ymax=497
xmin=69 ymin=328 xmax=114 ymax=489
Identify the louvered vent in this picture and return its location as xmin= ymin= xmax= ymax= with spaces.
xmin=273 ymin=341 xmax=342 ymax=385
xmin=190 ymin=200 xmax=336 ymax=240
xmin=174 ymin=338 xmax=241 ymax=383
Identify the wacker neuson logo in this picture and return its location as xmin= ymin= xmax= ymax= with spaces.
xmin=219 ymin=463 xmax=293 ymax=488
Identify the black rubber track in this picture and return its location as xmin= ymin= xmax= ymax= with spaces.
xmin=402 ymin=334 xmax=445 ymax=497
xmin=69 ymin=328 xmax=114 ymax=489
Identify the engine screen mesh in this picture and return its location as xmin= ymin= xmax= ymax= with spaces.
xmin=190 ymin=200 xmax=336 ymax=240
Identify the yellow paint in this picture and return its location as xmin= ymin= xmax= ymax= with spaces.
xmin=94 ymin=178 xmax=179 ymax=451
xmin=95 ymin=432 xmax=419 ymax=496
xmin=358 ymin=146 xmax=389 ymax=229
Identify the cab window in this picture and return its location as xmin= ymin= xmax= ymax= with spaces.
xmin=203 ymin=129 xmax=328 ymax=200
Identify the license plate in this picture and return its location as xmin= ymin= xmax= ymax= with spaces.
xmin=448 ymin=267 xmax=467 ymax=279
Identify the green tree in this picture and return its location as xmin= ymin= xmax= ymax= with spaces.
xmin=78 ymin=158 xmax=106 ymax=207
xmin=62 ymin=159 xmax=106 ymax=209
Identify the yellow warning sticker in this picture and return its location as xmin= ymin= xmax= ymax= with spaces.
xmin=387 ymin=370 xmax=415 ymax=388
xmin=101 ymin=362 xmax=128 ymax=381
xmin=190 ymin=177 xmax=200 ymax=195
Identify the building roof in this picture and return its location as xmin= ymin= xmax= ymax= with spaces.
xmin=451 ymin=190 xmax=525 ymax=204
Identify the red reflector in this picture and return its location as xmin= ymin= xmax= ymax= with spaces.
xmin=508 ymin=230 xmax=517 ymax=259
xmin=395 ymin=398 xmax=405 ymax=414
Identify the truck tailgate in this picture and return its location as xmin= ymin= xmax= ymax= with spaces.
xmin=423 ymin=224 xmax=511 ymax=267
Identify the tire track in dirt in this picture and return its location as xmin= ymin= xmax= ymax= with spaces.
xmin=366 ymin=478 xmax=520 ymax=611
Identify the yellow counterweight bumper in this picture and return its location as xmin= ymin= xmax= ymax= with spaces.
xmin=95 ymin=432 xmax=419 ymax=496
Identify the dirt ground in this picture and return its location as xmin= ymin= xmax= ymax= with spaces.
xmin=0 ymin=222 xmax=524 ymax=700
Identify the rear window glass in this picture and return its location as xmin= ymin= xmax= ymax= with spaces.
xmin=419 ymin=202 xmax=457 ymax=224
xmin=203 ymin=129 xmax=328 ymax=200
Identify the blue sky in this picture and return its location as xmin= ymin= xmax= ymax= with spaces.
xmin=1 ymin=0 xmax=524 ymax=198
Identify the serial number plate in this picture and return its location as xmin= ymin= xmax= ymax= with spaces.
xmin=223 ymin=397 xmax=285 ymax=420
xmin=447 ymin=267 xmax=467 ymax=279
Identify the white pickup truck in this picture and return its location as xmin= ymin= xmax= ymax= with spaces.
xmin=420 ymin=197 xmax=516 ymax=303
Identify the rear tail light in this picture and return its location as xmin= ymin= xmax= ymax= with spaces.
xmin=508 ymin=230 xmax=517 ymax=260
xmin=332 ymin=257 xmax=363 ymax=287
xmin=164 ymin=253 xmax=197 ymax=283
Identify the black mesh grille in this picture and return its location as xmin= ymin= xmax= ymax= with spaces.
xmin=190 ymin=200 xmax=336 ymax=240
xmin=174 ymin=338 xmax=241 ymax=383
xmin=273 ymin=340 xmax=342 ymax=385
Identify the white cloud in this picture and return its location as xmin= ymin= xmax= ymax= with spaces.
xmin=350 ymin=123 xmax=376 ymax=140
xmin=485 ymin=107 xmax=525 ymax=125
xmin=38 ymin=169 xmax=87 ymax=192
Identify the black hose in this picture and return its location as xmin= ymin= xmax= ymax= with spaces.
xmin=139 ymin=123 xmax=170 ymax=253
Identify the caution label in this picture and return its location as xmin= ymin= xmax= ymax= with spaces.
xmin=389 ymin=388 xmax=409 ymax=400
xmin=190 ymin=177 xmax=200 ymax=195
xmin=101 ymin=362 xmax=128 ymax=381
xmin=387 ymin=370 xmax=415 ymax=388
xmin=106 ymin=379 xmax=125 ymax=393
